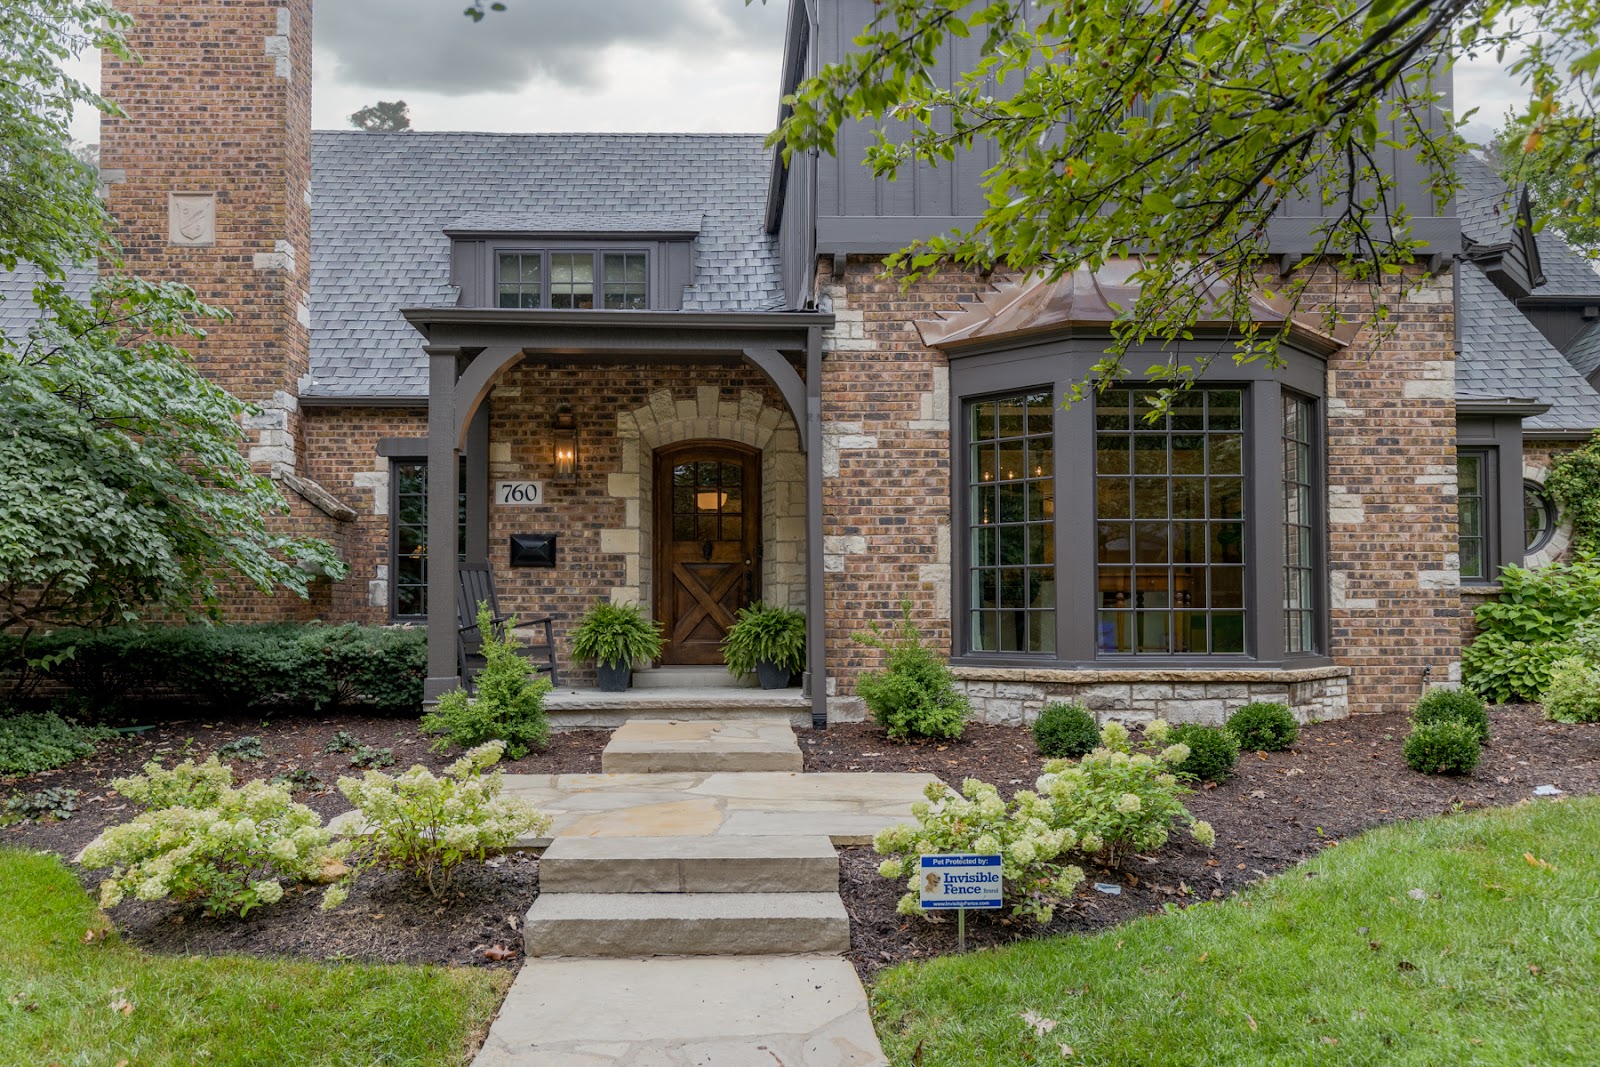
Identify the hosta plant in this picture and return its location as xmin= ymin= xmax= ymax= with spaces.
xmin=1037 ymin=720 xmax=1216 ymax=867
xmin=331 ymin=741 xmax=550 ymax=900
xmin=80 ymin=756 xmax=347 ymax=917
xmin=873 ymin=778 xmax=1085 ymax=923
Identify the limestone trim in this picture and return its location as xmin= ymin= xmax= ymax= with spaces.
xmin=951 ymin=665 xmax=1351 ymax=685
xmin=606 ymin=387 xmax=804 ymax=612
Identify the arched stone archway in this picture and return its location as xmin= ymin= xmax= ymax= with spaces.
xmin=605 ymin=387 xmax=805 ymax=615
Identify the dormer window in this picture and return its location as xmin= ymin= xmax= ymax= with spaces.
xmin=495 ymin=250 xmax=649 ymax=310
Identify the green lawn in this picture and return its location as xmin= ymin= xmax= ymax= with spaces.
xmin=0 ymin=849 xmax=509 ymax=1066
xmin=873 ymin=797 xmax=1600 ymax=1066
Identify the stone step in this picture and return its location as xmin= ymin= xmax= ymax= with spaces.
xmin=545 ymin=687 xmax=812 ymax=731
xmin=472 ymin=956 xmax=887 ymax=1066
xmin=631 ymin=666 xmax=758 ymax=689
xmin=524 ymin=892 xmax=850 ymax=957
xmin=539 ymin=835 xmax=839 ymax=894
xmin=601 ymin=716 xmax=803 ymax=773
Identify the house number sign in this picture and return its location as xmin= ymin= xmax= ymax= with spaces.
xmin=496 ymin=481 xmax=547 ymax=506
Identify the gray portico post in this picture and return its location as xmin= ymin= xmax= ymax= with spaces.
xmin=805 ymin=326 xmax=827 ymax=729
xmin=423 ymin=345 xmax=463 ymax=703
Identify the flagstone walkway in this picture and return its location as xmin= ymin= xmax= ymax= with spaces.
xmin=474 ymin=717 xmax=935 ymax=1067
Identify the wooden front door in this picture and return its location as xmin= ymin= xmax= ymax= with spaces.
xmin=654 ymin=442 xmax=761 ymax=665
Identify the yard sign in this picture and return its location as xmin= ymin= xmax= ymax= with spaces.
xmin=918 ymin=854 xmax=1004 ymax=909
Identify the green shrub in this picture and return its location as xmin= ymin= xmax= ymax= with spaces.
xmin=1571 ymin=613 xmax=1600 ymax=663
xmin=347 ymin=745 xmax=394 ymax=768
xmin=215 ymin=735 xmax=266 ymax=762
xmin=1464 ymin=560 xmax=1600 ymax=703
xmin=80 ymin=756 xmax=347 ymax=916
xmin=1412 ymin=687 xmax=1490 ymax=745
xmin=1542 ymin=656 xmax=1600 ymax=723
xmin=853 ymin=604 xmax=969 ymax=741
xmin=1225 ymin=702 xmax=1299 ymax=752
xmin=721 ymin=602 xmax=807 ymax=677
xmin=332 ymin=741 xmax=551 ymax=900
xmin=1032 ymin=701 xmax=1100 ymax=758
xmin=0 ymin=711 xmax=118 ymax=776
xmin=1168 ymin=723 xmax=1240 ymax=783
xmin=1402 ymin=720 xmax=1481 ymax=776
xmin=324 ymin=730 xmax=363 ymax=753
xmin=422 ymin=604 xmax=551 ymax=759
xmin=0 ymin=623 xmax=428 ymax=714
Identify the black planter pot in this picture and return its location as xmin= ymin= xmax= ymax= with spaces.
xmin=755 ymin=660 xmax=793 ymax=691
xmin=595 ymin=661 xmax=632 ymax=692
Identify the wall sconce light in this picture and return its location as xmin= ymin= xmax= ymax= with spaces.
xmin=553 ymin=406 xmax=578 ymax=480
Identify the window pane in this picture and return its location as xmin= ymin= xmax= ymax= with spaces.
xmin=967 ymin=390 xmax=1055 ymax=652
xmin=1525 ymin=482 xmax=1555 ymax=552
xmin=1458 ymin=454 xmax=1487 ymax=580
xmin=496 ymin=253 xmax=542 ymax=309
xmin=390 ymin=457 xmax=467 ymax=619
xmin=1094 ymin=386 xmax=1251 ymax=655
xmin=1282 ymin=394 xmax=1317 ymax=652
xmin=550 ymin=252 xmax=595 ymax=309
xmin=602 ymin=252 xmax=648 ymax=309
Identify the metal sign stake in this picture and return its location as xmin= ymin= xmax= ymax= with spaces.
xmin=958 ymin=906 xmax=966 ymax=953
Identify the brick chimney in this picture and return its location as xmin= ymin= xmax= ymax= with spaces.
xmin=100 ymin=0 xmax=314 ymax=474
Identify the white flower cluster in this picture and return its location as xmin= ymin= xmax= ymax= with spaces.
xmin=873 ymin=720 xmax=1219 ymax=924
xmin=335 ymin=740 xmax=551 ymax=899
xmin=82 ymin=757 xmax=346 ymax=917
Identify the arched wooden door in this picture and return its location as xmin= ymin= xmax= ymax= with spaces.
xmin=653 ymin=441 xmax=762 ymax=665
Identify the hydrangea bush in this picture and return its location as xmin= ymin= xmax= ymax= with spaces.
xmin=331 ymin=741 xmax=550 ymax=900
xmin=873 ymin=721 xmax=1214 ymax=924
xmin=80 ymin=757 xmax=347 ymax=917
xmin=873 ymin=778 xmax=1085 ymax=923
xmin=1038 ymin=720 xmax=1215 ymax=866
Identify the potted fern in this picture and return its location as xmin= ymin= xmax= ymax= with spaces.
xmin=722 ymin=602 xmax=806 ymax=690
xmin=568 ymin=600 xmax=665 ymax=692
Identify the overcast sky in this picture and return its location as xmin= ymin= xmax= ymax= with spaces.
xmin=67 ymin=1 xmax=1518 ymax=145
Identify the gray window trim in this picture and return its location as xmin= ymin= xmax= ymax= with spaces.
xmin=947 ymin=334 xmax=1332 ymax=669
xmin=1456 ymin=414 xmax=1526 ymax=582
xmin=1524 ymin=479 xmax=1558 ymax=554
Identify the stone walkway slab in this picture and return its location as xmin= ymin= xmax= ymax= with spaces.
xmin=602 ymin=717 xmax=803 ymax=774
xmin=540 ymin=834 xmax=838 ymax=894
xmin=525 ymin=892 xmax=850 ymax=957
xmin=503 ymin=771 xmax=939 ymax=847
xmin=472 ymin=956 xmax=887 ymax=1066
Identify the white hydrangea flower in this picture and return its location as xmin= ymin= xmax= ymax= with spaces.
xmin=972 ymin=833 xmax=1001 ymax=855
xmin=1080 ymin=831 xmax=1104 ymax=854
xmin=99 ymin=879 xmax=124 ymax=909
xmin=252 ymin=879 xmax=284 ymax=905
xmin=320 ymin=883 xmax=349 ymax=910
xmin=1116 ymin=792 xmax=1142 ymax=814
xmin=1191 ymin=820 xmax=1216 ymax=848
xmin=1143 ymin=719 xmax=1171 ymax=745
xmin=878 ymin=858 xmax=904 ymax=879
xmin=1159 ymin=743 xmax=1191 ymax=766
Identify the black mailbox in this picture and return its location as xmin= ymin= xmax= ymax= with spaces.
xmin=509 ymin=533 xmax=557 ymax=568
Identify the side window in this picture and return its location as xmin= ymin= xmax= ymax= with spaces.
xmin=492 ymin=250 xmax=649 ymax=310
xmin=1458 ymin=451 xmax=1490 ymax=582
xmin=389 ymin=456 xmax=469 ymax=620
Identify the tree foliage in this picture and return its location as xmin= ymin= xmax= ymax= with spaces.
xmin=0 ymin=1 xmax=344 ymax=635
xmin=348 ymin=100 xmax=411 ymax=132
xmin=1494 ymin=116 xmax=1600 ymax=258
xmin=768 ymin=0 xmax=1599 ymax=384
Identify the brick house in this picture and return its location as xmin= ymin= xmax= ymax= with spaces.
xmin=7 ymin=0 xmax=1600 ymax=727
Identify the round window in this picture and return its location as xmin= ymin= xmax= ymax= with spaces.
xmin=1524 ymin=481 xmax=1558 ymax=553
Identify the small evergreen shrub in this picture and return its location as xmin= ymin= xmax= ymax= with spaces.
xmin=0 ymin=711 xmax=118 ymax=776
xmin=1542 ymin=657 xmax=1600 ymax=723
xmin=1412 ymin=687 xmax=1490 ymax=746
xmin=1402 ymin=720 xmax=1481 ymax=776
xmin=1168 ymin=723 xmax=1240 ymax=783
xmin=1032 ymin=701 xmax=1100 ymax=758
xmin=81 ymin=756 xmax=347 ymax=916
xmin=331 ymin=741 xmax=551 ymax=900
xmin=853 ymin=603 xmax=969 ymax=741
xmin=422 ymin=605 xmax=551 ymax=758
xmin=1225 ymin=702 xmax=1299 ymax=751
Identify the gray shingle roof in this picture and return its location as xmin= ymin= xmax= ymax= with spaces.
xmin=1566 ymin=322 xmax=1600 ymax=380
xmin=0 ymin=262 xmax=93 ymax=347
xmin=306 ymin=131 xmax=782 ymax=399
xmin=1534 ymin=232 xmax=1600 ymax=297
xmin=1457 ymin=152 xmax=1600 ymax=297
xmin=444 ymin=211 xmax=704 ymax=235
xmin=1458 ymin=261 xmax=1600 ymax=433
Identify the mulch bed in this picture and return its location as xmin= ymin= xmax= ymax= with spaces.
xmin=6 ymin=706 xmax=1598 ymax=980
xmin=2 ymin=712 xmax=605 ymax=969
xmin=806 ymin=708 xmax=1600 ymax=980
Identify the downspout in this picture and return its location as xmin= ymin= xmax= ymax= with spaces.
xmin=805 ymin=324 xmax=827 ymax=729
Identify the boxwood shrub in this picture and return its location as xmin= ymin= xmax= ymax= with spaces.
xmin=1225 ymin=702 xmax=1299 ymax=752
xmin=1412 ymin=687 xmax=1490 ymax=746
xmin=1169 ymin=723 xmax=1240 ymax=784
xmin=1032 ymin=701 xmax=1100 ymax=758
xmin=1402 ymin=719 xmax=1481 ymax=776
xmin=0 ymin=623 xmax=426 ymax=716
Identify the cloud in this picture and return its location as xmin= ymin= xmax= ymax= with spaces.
xmin=316 ymin=0 xmax=789 ymax=96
